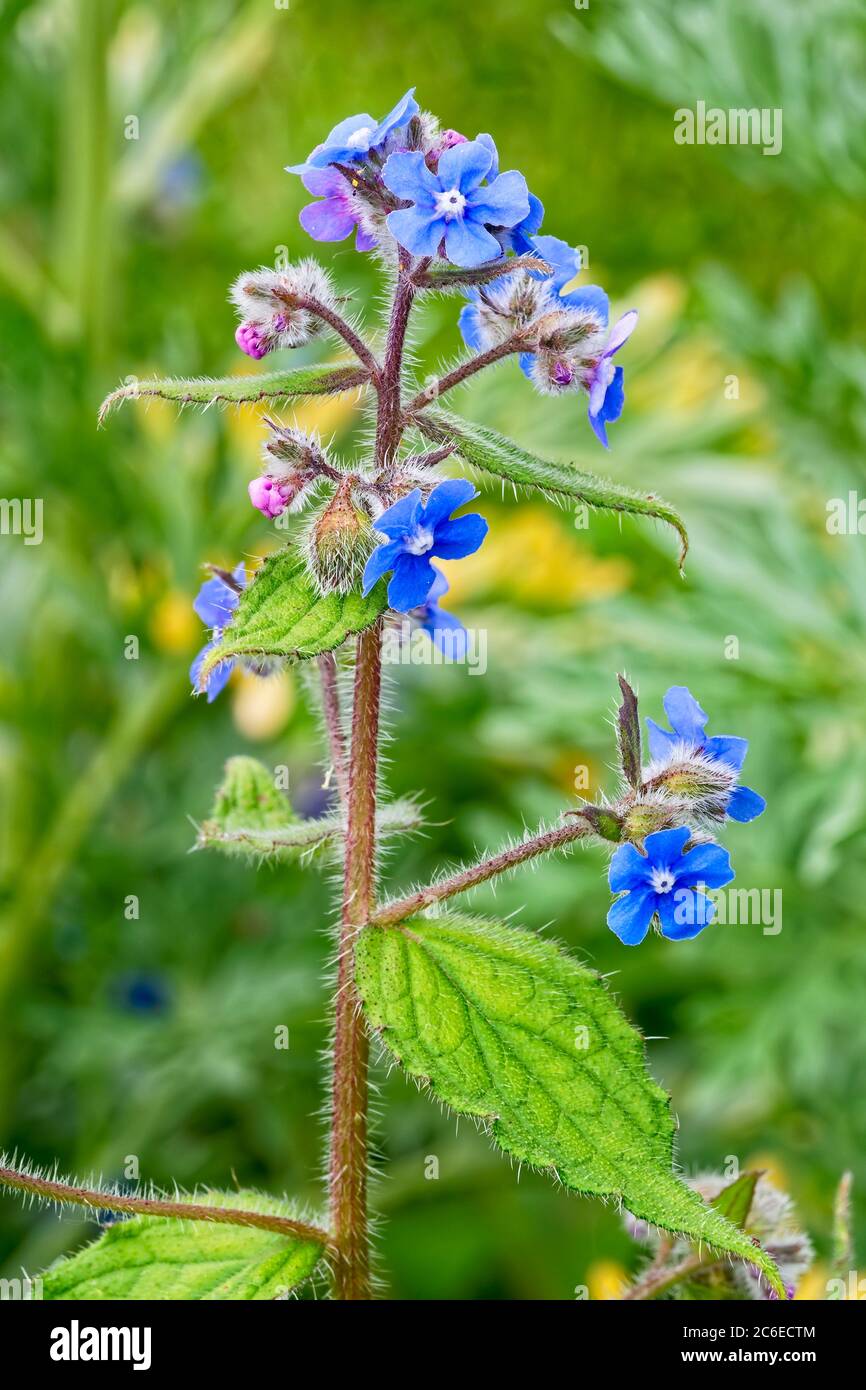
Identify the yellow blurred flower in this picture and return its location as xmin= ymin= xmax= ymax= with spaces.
xmin=586 ymin=1258 xmax=628 ymax=1301
xmin=232 ymin=669 xmax=295 ymax=740
xmin=149 ymin=590 xmax=198 ymax=653
xmin=794 ymin=1262 xmax=830 ymax=1301
xmin=439 ymin=505 xmax=631 ymax=607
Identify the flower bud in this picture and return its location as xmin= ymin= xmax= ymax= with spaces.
xmin=249 ymin=476 xmax=294 ymax=519
xmin=620 ymin=794 xmax=691 ymax=842
xmin=643 ymin=753 xmax=737 ymax=821
xmin=306 ymin=479 xmax=375 ymax=595
xmin=229 ymin=260 xmax=337 ymax=355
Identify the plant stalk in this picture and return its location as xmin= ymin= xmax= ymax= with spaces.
xmin=0 ymin=1165 xmax=330 ymax=1248
xmin=370 ymin=817 xmax=594 ymax=928
xmin=329 ymin=621 xmax=383 ymax=1299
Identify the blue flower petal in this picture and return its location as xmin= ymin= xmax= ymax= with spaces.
xmin=190 ymin=640 xmax=234 ymax=702
xmin=599 ymin=366 xmax=625 ymax=425
xmin=386 ymin=206 xmax=444 ymax=258
xmin=704 ymin=734 xmax=748 ymax=772
xmin=475 ymin=133 xmax=499 ymax=179
xmin=530 ymin=235 xmax=581 ymax=288
xmin=420 ymin=478 xmax=478 ymax=529
xmin=561 ymin=283 xmax=609 ymax=323
xmin=193 ymin=572 xmax=241 ymax=628
xmin=674 ymin=841 xmax=735 ymax=890
xmin=658 ymin=888 xmax=715 ymax=941
xmin=381 ymin=150 xmax=438 ymax=205
xmin=373 ymin=489 xmax=423 ymax=539
xmin=609 ymin=841 xmax=650 ymax=893
xmin=588 ymin=407 xmax=609 ymax=448
xmin=387 ymin=553 xmax=437 ymax=611
xmin=646 ymin=717 xmax=680 ymax=762
xmin=422 ymin=604 xmax=468 ymax=660
xmin=443 ymin=216 xmax=502 ymax=268
xmin=437 ymin=139 xmax=494 ymax=192
xmin=466 ymin=169 xmax=530 ymax=227
xmin=607 ymin=887 xmax=656 ymax=945
xmin=727 ymin=784 xmax=767 ymax=822
xmin=518 ymin=352 xmax=535 ymax=379
xmin=662 ymin=686 xmax=708 ymax=744
xmin=643 ymin=825 xmax=692 ymax=867
xmin=458 ymin=302 xmax=483 ymax=351
xmin=362 ymin=539 xmax=405 ymax=595
xmin=431 ymin=513 xmax=488 ymax=559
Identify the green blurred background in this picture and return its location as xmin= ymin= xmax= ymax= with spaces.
xmin=2 ymin=0 xmax=865 ymax=1299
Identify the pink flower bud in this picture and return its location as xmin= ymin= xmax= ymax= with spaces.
xmin=248 ymin=475 xmax=289 ymax=519
xmin=552 ymin=360 xmax=575 ymax=387
xmin=440 ymin=129 xmax=467 ymax=150
xmin=235 ymin=322 xmax=270 ymax=360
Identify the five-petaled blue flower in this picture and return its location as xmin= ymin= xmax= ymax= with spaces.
xmin=647 ymin=686 xmax=766 ymax=823
xmin=382 ymin=140 xmax=530 ymax=268
xmin=363 ymin=479 xmax=488 ymax=612
xmin=608 ymin=826 xmax=734 ymax=945
xmin=412 ymin=565 xmax=468 ymax=659
xmin=190 ymin=563 xmax=245 ymax=702
xmin=286 ymin=88 xmax=419 ymax=177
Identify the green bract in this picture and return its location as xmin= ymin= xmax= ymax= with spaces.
xmin=196 ymin=549 xmax=388 ymax=685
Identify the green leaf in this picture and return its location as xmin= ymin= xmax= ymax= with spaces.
xmin=356 ymin=913 xmax=784 ymax=1296
xmin=196 ymin=548 xmax=387 ymax=686
xmin=414 ymin=409 xmax=688 ymax=571
xmin=197 ymin=797 xmax=424 ymax=861
xmin=42 ymin=1193 xmax=325 ymax=1301
xmin=711 ymin=1171 xmax=760 ymax=1230
xmin=98 ymin=362 xmax=369 ymax=424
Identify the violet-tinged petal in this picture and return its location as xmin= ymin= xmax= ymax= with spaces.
xmin=299 ymin=197 xmax=357 ymax=243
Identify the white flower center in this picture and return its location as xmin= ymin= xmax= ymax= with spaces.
xmin=434 ymin=187 xmax=467 ymax=220
xmin=346 ymin=126 xmax=373 ymax=150
xmin=650 ymin=867 xmax=676 ymax=895
xmin=404 ymin=526 xmax=435 ymax=556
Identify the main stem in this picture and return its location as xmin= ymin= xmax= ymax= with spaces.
xmin=329 ymin=622 xmax=382 ymax=1299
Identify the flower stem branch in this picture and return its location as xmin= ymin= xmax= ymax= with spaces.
xmin=374 ymin=253 xmax=423 ymax=468
xmin=403 ymin=336 xmax=527 ymax=416
xmin=621 ymin=1251 xmax=721 ymax=1301
xmin=369 ymin=816 xmax=595 ymax=929
xmin=288 ymin=293 xmax=381 ymax=380
xmin=0 ymin=1164 xmax=331 ymax=1248
xmin=413 ymin=252 xmax=551 ymax=291
xmin=317 ymin=653 xmax=349 ymax=808
xmin=329 ymin=621 xmax=383 ymax=1299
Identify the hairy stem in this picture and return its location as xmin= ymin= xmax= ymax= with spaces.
xmin=403 ymin=336 xmax=526 ymax=417
xmin=374 ymin=252 xmax=424 ymax=470
xmin=329 ymin=621 xmax=383 ymax=1299
xmin=621 ymin=1251 xmax=721 ymax=1301
xmin=370 ymin=817 xmax=594 ymax=928
xmin=289 ymin=294 xmax=381 ymax=380
xmin=317 ymin=653 xmax=349 ymax=808
xmin=0 ymin=1165 xmax=330 ymax=1248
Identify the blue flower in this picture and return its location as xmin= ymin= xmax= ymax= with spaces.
xmin=382 ymin=140 xmax=529 ymax=268
xmin=585 ymin=309 xmax=638 ymax=448
xmin=607 ymin=826 xmax=734 ymax=945
xmin=363 ymin=479 xmax=488 ymax=611
xmin=286 ymin=89 xmax=419 ymax=176
xmin=190 ymin=563 xmax=245 ymax=702
xmin=647 ymin=687 xmax=766 ymax=823
xmin=413 ymin=565 xmax=468 ymax=659
xmin=298 ymin=167 xmax=377 ymax=251
xmin=476 ymin=134 xmax=544 ymax=253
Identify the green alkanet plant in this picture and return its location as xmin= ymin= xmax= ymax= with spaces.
xmin=1 ymin=91 xmax=786 ymax=1301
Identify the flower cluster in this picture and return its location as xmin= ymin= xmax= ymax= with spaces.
xmin=281 ymin=92 xmax=637 ymax=445
xmin=600 ymin=683 xmax=765 ymax=946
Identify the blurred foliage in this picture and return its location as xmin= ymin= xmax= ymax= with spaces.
xmin=0 ymin=0 xmax=864 ymax=1299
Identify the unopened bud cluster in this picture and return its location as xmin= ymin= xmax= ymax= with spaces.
xmin=230 ymin=261 xmax=337 ymax=360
